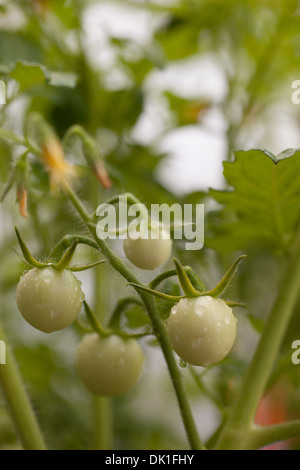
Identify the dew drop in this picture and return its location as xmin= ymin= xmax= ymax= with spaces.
xmin=195 ymin=307 xmax=203 ymax=316
xmin=192 ymin=338 xmax=202 ymax=348
xmin=224 ymin=316 xmax=231 ymax=325
xmin=50 ymin=309 xmax=59 ymax=319
xmin=179 ymin=359 xmax=187 ymax=368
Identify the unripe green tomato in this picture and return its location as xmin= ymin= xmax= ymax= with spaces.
xmin=123 ymin=227 xmax=172 ymax=271
xmin=75 ymin=333 xmax=145 ymax=396
xmin=16 ymin=267 xmax=85 ymax=333
xmin=166 ymin=296 xmax=237 ymax=367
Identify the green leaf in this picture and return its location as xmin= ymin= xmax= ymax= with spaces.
xmin=155 ymin=279 xmax=181 ymax=321
xmin=208 ymin=149 xmax=300 ymax=252
xmin=4 ymin=61 xmax=79 ymax=92
xmin=118 ymin=304 xmax=151 ymax=332
xmin=0 ymin=31 xmax=42 ymax=64
xmin=155 ymin=17 xmax=200 ymax=60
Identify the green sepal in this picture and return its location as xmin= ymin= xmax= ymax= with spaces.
xmin=49 ymin=234 xmax=99 ymax=263
xmin=14 ymin=227 xmax=49 ymax=269
xmin=204 ymin=255 xmax=247 ymax=298
xmin=173 ymin=258 xmax=200 ymax=297
xmin=10 ymin=247 xmax=32 ymax=268
xmin=225 ymin=301 xmax=249 ymax=310
xmin=127 ymin=282 xmax=184 ymax=302
xmin=69 ymin=259 xmax=106 ymax=272
xmin=52 ymin=240 xmax=78 ymax=271
xmin=1 ymin=164 xmax=17 ymax=203
xmin=83 ymin=301 xmax=110 ymax=337
xmin=184 ymin=266 xmax=206 ymax=293
xmin=1 ymin=152 xmax=29 ymax=203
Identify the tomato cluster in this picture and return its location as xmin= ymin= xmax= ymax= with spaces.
xmin=16 ymin=235 xmax=239 ymax=397
xmin=16 ymin=266 xmax=145 ymax=396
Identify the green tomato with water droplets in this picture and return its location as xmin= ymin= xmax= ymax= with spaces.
xmin=75 ymin=333 xmax=145 ymax=396
xmin=16 ymin=267 xmax=85 ymax=333
xmin=166 ymin=296 xmax=237 ymax=367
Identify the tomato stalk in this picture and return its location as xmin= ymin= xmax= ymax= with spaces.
xmin=0 ymin=318 xmax=46 ymax=450
xmin=215 ymin=228 xmax=300 ymax=449
xmin=91 ymin=260 xmax=113 ymax=450
xmin=63 ymin=181 xmax=204 ymax=451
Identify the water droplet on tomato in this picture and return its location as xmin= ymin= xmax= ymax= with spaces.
xmin=179 ymin=359 xmax=187 ymax=368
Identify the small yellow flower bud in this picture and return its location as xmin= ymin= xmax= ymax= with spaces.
xmin=41 ymin=138 xmax=77 ymax=192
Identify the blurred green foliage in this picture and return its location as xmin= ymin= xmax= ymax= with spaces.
xmin=0 ymin=0 xmax=300 ymax=450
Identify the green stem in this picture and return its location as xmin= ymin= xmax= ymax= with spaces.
xmin=149 ymin=269 xmax=177 ymax=290
xmin=91 ymin=396 xmax=113 ymax=450
xmin=250 ymin=421 xmax=300 ymax=449
xmin=108 ymin=297 xmax=144 ymax=329
xmin=0 ymin=318 xmax=46 ymax=450
xmin=0 ymin=128 xmax=41 ymax=156
xmin=0 ymin=128 xmax=28 ymax=147
xmin=49 ymin=234 xmax=99 ymax=262
xmin=63 ymin=183 xmax=204 ymax=450
xmin=216 ymin=230 xmax=300 ymax=449
xmin=91 ymin=261 xmax=113 ymax=450
xmin=189 ymin=366 xmax=226 ymax=416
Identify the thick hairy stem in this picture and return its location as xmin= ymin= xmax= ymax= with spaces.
xmin=64 ymin=183 xmax=204 ymax=450
xmin=0 ymin=318 xmax=46 ymax=450
xmin=216 ymin=231 xmax=300 ymax=450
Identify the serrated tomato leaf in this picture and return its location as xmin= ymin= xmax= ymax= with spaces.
xmin=207 ymin=148 xmax=300 ymax=252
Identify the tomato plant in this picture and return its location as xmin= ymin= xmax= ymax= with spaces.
xmin=0 ymin=0 xmax=299 ymax=453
